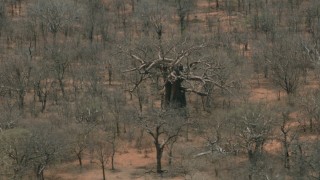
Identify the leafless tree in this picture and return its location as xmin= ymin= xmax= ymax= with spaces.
xmin=300 ymin=90 xmax=320 ymax=132
xmin=28 ymin=124 xmax=67 ymax=180
xmin=68 ymin=124 xmax=93 ymax=169
xmin=134 ymin=0 xmax=170 ymax=40
xmin=0 ymin=0 xmax=7 ymax=37
xmin=0 ymin=124 xmax=67 ymax=180
xmin=279 ymin=109 xmax=299 ymax=170
xmin=0 ymin=128 xmax=31 ymax=179
xmin=75 ymin=96 xmax=102 ymax=125
xmin=175 ymin=0 xmax=196 ymax=34
xmin=29 ymin=0 xmax=76 ymax=44
xmin=199 ymin=112 xmax=226 ymax=162
xmin=0 ymin=99 xmax=21 ymax=131
xmin=92 ymin=131 xmax=112 ymax=180
xmin=100 ymin=112 xmax=118 ymax=171
xmin=0 ymin=50 xmax=32 ymax=110
xmin=252 ymin=9 xmax=276 ymax=40
xmin=137 ymin=108 xmax=187 ymax=174
xmin=44 ymin=46 xmax=74 ymax=98
xmin=120 ymin=36 xmax=232 ymax=109
xmin=232 ymin=104 xmax=275 ymax=179
xmin=81 ymin=0 xmax=108 ymax=44
xmin=31 ymin=60 xmax=52 ymax=113
xmin=290 ymin=140 xmax=308 ymax=179
xmin=265 ymin=35 xmax=305 ymax=94
xmin=305 ymin=1 xmax=320 ymax=38
xmin=308 ymin=141 xmax=320 ymax=179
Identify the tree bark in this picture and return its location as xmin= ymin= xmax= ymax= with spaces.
xmin=58 ymin=78 xmax=65 ymax=98
xmin=163 ymin=80 xmax=186 ymax=109
xmin=36 ymin=165 xmax=45 ymax=180
xmin=111 ymin=133 xmax=116 ymax=170
xmin=41 ymin=96 xmax=47 ymax=113
xmin=102 ymin=164 xmax=106 ymax=180
xmin=18 ymin=90 xmax=24 ymax=110
xmin=77 ymin=152 xmax=83 ymax=168
xmin=156 ymin=143 xmax=163 ymax=173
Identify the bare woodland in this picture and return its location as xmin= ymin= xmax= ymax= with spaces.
xmin=1 ymin=0 xmax=320 ymax=179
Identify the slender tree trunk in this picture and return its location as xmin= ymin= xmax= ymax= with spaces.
xmin=116 ymin=121 xmax=120 ymax=137
xmin=11 ymin=4 xmax=14 ymax=16
xmin=131 ymin=0 xmax=135 ymax=12
xmin=41 ymin=97 xmax=47 ymax=113
xmin=309 ymin=118 xmax=313 ymax=132
xmin=156 ymin=144 xmax=163 ymax=173
xmin=89 ymin=25 xmax=94 ymax=43
xmin=154 ymin=131 xmax=164 ymax=174
xmin=18 ymin=90 xmax=24 ymax=110
xmin=168 ymin=144 xmax=174 ymax=166
xmin=179 ymin=16 xmax=185 ymax=35
xmin=111 ymin=152 xmax=115 ymax=170
xmin=111 ymin=132 xmax=116 ymax=170
xmin=77 ymin=152 xmax=83 ymax=168
xmin=108 ymin=68 xmax=112 ymax=85
xmin=33 ymin=85 xmax=37 ymax=116
xmin=58 ymin=78 xmax=65 ymax=98
xmin=36 ymin=166 xmax=45 ymax=180
xmin=53 ymin=32 xmax=57 ymax=45
xmin=283 ymin=133 xmax=290 ymax=169
xmin=284 ymin=148 xmax=290 ymax=169
xmin=102 ymin=164 xmax=106 ymax=180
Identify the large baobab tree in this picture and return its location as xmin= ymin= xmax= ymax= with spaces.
xmin=120 ymin=37 xmax=231 ymax=109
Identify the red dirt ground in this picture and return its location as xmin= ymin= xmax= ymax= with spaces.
xmin=9 ymin=0 xmax=320 ymax=179
xmin=46 ymin=147 xmax=179 ymax=180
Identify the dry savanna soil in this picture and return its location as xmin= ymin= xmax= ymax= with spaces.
xmin=1 ymin=0 xmax=320 ymax=180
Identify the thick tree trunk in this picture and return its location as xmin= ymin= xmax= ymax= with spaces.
xmin=163 ymin=80 xmax=186 ymax=109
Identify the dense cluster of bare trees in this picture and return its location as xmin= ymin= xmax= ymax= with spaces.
xmin=1 ymin=0 xmax=320 ymax=179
